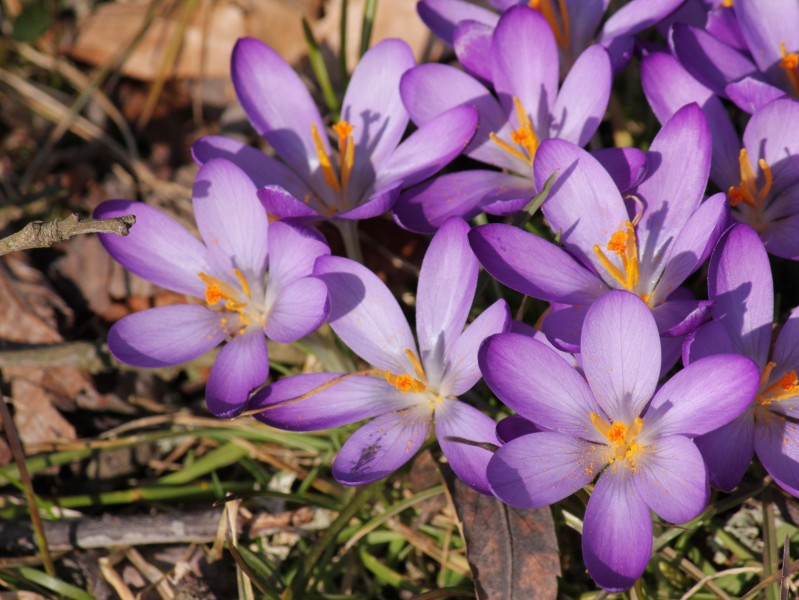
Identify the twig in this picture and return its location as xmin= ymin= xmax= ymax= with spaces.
xmin=0 ymin=372 xmax=55 ymax=576
xmin=0 ymin=213 xmax=135 ymax=255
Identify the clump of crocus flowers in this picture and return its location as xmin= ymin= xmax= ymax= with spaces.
xmin=97 ymin=0 xmax=799 ymax=593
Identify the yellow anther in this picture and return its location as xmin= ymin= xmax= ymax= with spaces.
xmin=384 ymin=371 xmax=426 ymax=394
xmin=234 ymin=268 xmax=252 ymax=300
xmin=490 ymin=97 xmax=539 ymax=165
xmin=590 ymin=412 xmax=644 ymax=462
xmin=528 ymin=0 xmax=570 ymax=50
xmin=728 ymin=148 xmax=773 ymax=209
xmin=758 ymin=361 xmax=799 ymax=406
xmin=780 ymin=42 xmax=799 ymax=97
xmin=311 ymin=123 xmax=342 ymax=193
xmin=404 ymin=349 xmax=427 ymax=383
xmin=198 ymin=270 xmax=264 ymax=334
xmin=593 ymin=221 xmax=640 ymax=292
xmin=720 ymin=0 xmax=733 ymax=6
xmin=198 ymin=272 xmax=240 ymax=306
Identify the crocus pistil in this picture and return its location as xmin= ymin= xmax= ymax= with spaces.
xmin=528 ymin=0 xmax=570 ymax=51
xmin=198 ymin=269 xmax=266 ymax=334
xmin=728 ymin=148 xmax=773 ymax=211
xmin=590 ymin=412 xmax=645 ymax=465
xmin=489 ymin=96 xmax=540 ymax=165
xmin=310 ymin=120 xmax=356 ymax=206
xmin=592 ymin=220 xmax=650 ymax=304
xmin=779 ymin=42 xmax=799 ymax=97
xmin=757 ymin=361 xmax=799 ymax=406
xmin=384 ymin=348 xmax=428 ymax=394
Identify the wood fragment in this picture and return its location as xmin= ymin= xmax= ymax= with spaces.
xmin=0 ymin=214 xmax=135 ymax=256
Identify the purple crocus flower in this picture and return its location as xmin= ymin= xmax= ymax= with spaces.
xmin=480 ymin=290 xmax=759 ymax=591
xmin=669 ymin=0 xmax=799 ymax=113
xmin=395 ymin=6 xmax=637 ymax=232
xmin=95 ymin=158 xmax=330 ymax=417
xmin=249 ymin=218 xmax=510 ymax=492
xmin=417 ymin=0 xmax=686 ymax=75
xmin=684 ymin=223 xmax=799 ymax=495
xmin=643 ymin=55 xmax=799 ymax=258
xmin=192 ymin=37 xmax=478 ymax=233
xmin=469 ymin=104 xmax=726 ymax=370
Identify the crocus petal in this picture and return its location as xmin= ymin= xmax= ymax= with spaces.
xmin=641 ymin=51 xmax=740 ymax=187
xmin=436 ymin=399 xmax=499 ymax=494
xmin=479 ymin=333 xmax=598 ymax=438
xmin=266 ymin=221 xmax=330 ymax=290
xmin=191 ymin=135 xmax=313 ymax=200
xmin=496 ymin=414 xmax=543 ymax=443
xmin=469 ymin=223 xmax=607 ymax=304
xmin=582 ymin=467 xmax=652 ymax=593
xmin=332 ymin=404 xmax=432 ymax=485
xmin=669 ymin=23 xmax=757 ymax=95
xmin=581 ymin=291 xmax=660 ymax=424
xmin=206 ymin=329 xmax=269 ymax=417
xmin=192 ymin=158 xmax=268 ymax=278
xmin=598 ymin=0 xmax=684 ymax=42
xmin=441 ymin=299 xmax=510 ymax=397
xmin=634 ymin=435 xmax=709 ymax=524
xmin=707 ymin=4 xmax=746 ymax=50
xmin=488 ymin=432 xmax=603 ymax=507
xmin=773 ymin=307 xmax=799 ymax=372
xmin=108 ymin=305 xmax=225 ymax=368
xmin=651 ymin=193 xmax=728 ymax=304
xmin=416 ymin=218 xmax=477 ymax=385
xmin=375 ymin=105 xmax=478 ymax=192
xmin=264 ymin=276 xmax=329 ymax=343
xmin=641 ymin=354 xmax=759 ymax=441
xmin=231 ymin=38 xmax=327 ymax=189
xmin=535 ymin=139 xmax=629 ymax=276
xmin=755 ymin=414 xmax=799 ymax=497
xmin=337 ymin=185 xmax=402 ymax=220
xmin=491 ymin=6 xmax=559 ymax=136
xmin=251 ymin=372 xmax=421 ymax=431
xmin=314 ymin=255 xmax=417 ymax=374
xmin=735 ymin=0 xmax=799 ymax=73
xmin=760 ymin=213 xmax=799 ymax=259
xmin=453 ymin=20 xmax=494 ymax=83
xmin=417 ymin=0 xmax=498 ymax=46
xmin=550 ymin=45 xmax=611 ymax=146
xmin=541 ymin=304 xmax=589 ymax=353
xmin=257 ymin=185 xmax=322 ymax=221
xmin=341 ymin=38 xmax=414 ymax=196
xmin=682 ymin=320 xmax=736 ymax=366
xmin=652 ymin=298 xmax=712 ymax=338
xmin=726 ymin=78 xmax=787 ymax=114
xmin=743 ymin=98 xmax=799 ymax=186
xmin=94 ymin=200 xmax=213 ymax=298
xmin=635 ymin=104 xmax=711 ymax=284
xmin=695 ymin=411 xmax=754 ymax=491
xmin=394 ymin=171 xmax=534 ymax=234
xmin=591 ymin=147 xmax=648 ymax=193
xmin=708 ymin=223 xmax=773 ymax=367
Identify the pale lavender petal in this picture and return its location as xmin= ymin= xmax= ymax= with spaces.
xmin=581 ymin=291 xmax=660 ymax=423
xmin=314 ymin=255 xmax=417 ymax=374
xmin=479 ymin=333 xmax=599 ymax=438
xmin=192 ymin=158 xmax=268 ymax=279
xmin=755 ymin=415 xmax=799 ymax=497
xmin=492 ymin=6 xmax=558 ymax=136
xmin=264 ymin=277 xmax=328 ymax=343
xmin=453 ymin=20 xmax=494 ymax=83
xmin=341 ymin=39 xmax=414 ymax=191
xmin=231 ymin=38 xmax=327 ymax=188
xmin=375 ymin=105 xmax=478 ymax=192
xmin=496 ymin=414 xmax=542 ymax=443
xmin=726 ymin=78 xmax=787 ymax=114
xmin=682 ymin=320 xmax=736 ymax=366
xmin=591 ymin=147 xmax=648 ymax=193
xmin=760 ymin=212 xmax=799 ymax=259
xmin=743 ymin=98 xmax=799 ymax=186
xmin=333 ymin=404 xmax=432 ymax=485
xmin=650 ymin=193 xmax=728 ymax=304
xmin=651 ymin=298 xmax=712 ymax=338
xmin=695 ymin=410 xmax=754 ymax=491
xmin=251 ymin=373 xmax=420 ymax=431
xmin=708 ymin=223 xmax=773 ymax=367
xmin=469 ymin=224 xmax=607 ymax=304
xmin=266 ymin=221 xmax=330 ymax=290
xmin=735 ymin=0 xmax=799 ymax=73
xmin=191 ymin=135 xmax=313 ymax=200
xmin=634 ymin=435 xmax=708 ymax=524
xmin=416 ymin=218 xmax=477 ymax=386
xmin=435 ymin=399 xmax=499 ymax=494
xmin=541 ymin=304 xmax=589 ymax=353
xmin=417 ymin=0 xmax=498 ymax=46
xmin=488 ymin=432 xmax=603 ymax=507
xmin=773 ymin=306 xmax=799 ymax=372
xmin=394 ymin=171 xmax=534 ymax=234
xmin=550 ymin=45 xmax=611 ymax=145
xmin=108 ymin=305 xmax=225 ymax=368
xmin=535 ymin=139 xmax=629 ymax=276
xmin=206 ymin=329 xmax=269 ymax=417
xmin=441 ymin=299 xmax=510 ymax=396
xmin=399 ymin=64 xmax=516 ymax=170
xmin=582 ymin=467 xmax=652 ymax=593
xmin=598 ymin=0 xmax=684 ymax=42
xmin=635 ymin=104 xmax=710 ymax=284
xmin=641 ymin=354 xmax=759 ymax=441
xmin=257 ymin=185 xmax=322 ymax=221
xmin=670 ymin=23 xmax=757 ymax=95
xmin=641 ymin=51 xmax=740 ymax=187
xmin=94 ymin=200 xmax=213 ymax=298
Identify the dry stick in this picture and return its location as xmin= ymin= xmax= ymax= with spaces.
xmin=0 ymin=213 xmax=135 ymax=256
xmin=0 ymin=372 xmax=55 ymax=576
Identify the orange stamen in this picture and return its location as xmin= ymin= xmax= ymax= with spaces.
xmin=780 ymin=42 xmax=799 ymax=97
xmin=490 ymin=97 xmax=539 ymax=165
xmin=590 ymin=412 xmax=644 ymax=464
xmin=528 ymin=0 xmax=570 ymax=50
xmin=758 ymin=361 xmax=799 ymax=405
xmin=311 ymin=123 xmax=342 ymax=193
xmin=593 ymin=221 xmax=640 ymax=292
xmin=728 ymin=148 xmax=773 ymax=209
